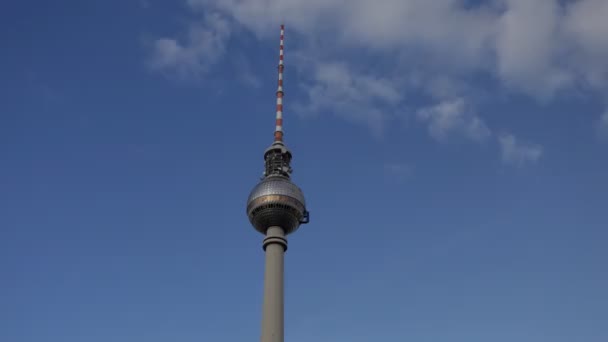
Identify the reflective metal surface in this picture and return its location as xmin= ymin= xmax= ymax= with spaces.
xmin=247 ymin=176 xmax=306 ymax=206
xmin=247 ymin=176 xmax=307 ymax=235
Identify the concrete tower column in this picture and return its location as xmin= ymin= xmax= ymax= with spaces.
xmin=260 ymin=226 xmax=287 ymax=342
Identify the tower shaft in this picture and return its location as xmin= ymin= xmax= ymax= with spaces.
xmin=260 ymin=226 xmax=287 ymax=342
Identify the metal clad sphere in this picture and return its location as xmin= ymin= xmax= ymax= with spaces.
xmin=247 ymin=176 xmax=306 ymax=235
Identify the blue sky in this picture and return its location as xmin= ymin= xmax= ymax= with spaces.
xmin=1 ymin=1 xmax=607 ymax=341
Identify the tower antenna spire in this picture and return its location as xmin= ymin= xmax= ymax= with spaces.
xmin=274 ymin=24 xmax=285 ymax=142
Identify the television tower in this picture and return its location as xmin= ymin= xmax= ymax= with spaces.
xmin=246 ymin=24 xmax=310 ymax=342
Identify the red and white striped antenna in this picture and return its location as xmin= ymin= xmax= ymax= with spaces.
xmin=274 ymin=24 xmax=285 ymax=142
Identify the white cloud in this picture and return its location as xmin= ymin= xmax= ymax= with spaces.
xmin=498 ymin=134 xmax=543 ymax=166
xmin=494 ymin=0 xmax=573 ymax=99
xmin=563 ymin=0 xmax=608 ymax=88
xmin=149 ymin=0 xmax=608 ymax=151
xmin=293 ymin=61 xmax=403 ymax=137
xmin=147 ymin=12 xmax=230 ymax=79
xmin=182 ymin=0 xmax=608 ymax=95
xmin=416 ymin=98 xmax=491 ymax=142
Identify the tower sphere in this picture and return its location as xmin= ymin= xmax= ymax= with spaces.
xmin=247 ymin=176 xmax=307 ymax=235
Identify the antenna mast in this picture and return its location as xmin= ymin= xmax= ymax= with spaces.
xmin=274 ymin=24 xmax=285 ymax=142
xmin=263 ymin=24 xmax=292 ymax=178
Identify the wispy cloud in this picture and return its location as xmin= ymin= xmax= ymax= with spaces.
xmin=232 ymin=53 xmax=262 ymax=88
xmin=293 ymin=61 xmax=403 ymax=137
xmin=416 ymin=98 xmax=491 ymax=142
xmin=25 ymin=70 xmax=65 ymax=104
xmin=598 ymin=110 xmax=608 ymax=138
xmin=383 ymin=162 xmax=412 ymax=183
xmin=498 ymin=133 xmax=543 ymax=167
xmin=147 ymin=12 xmax=230 ymax=80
